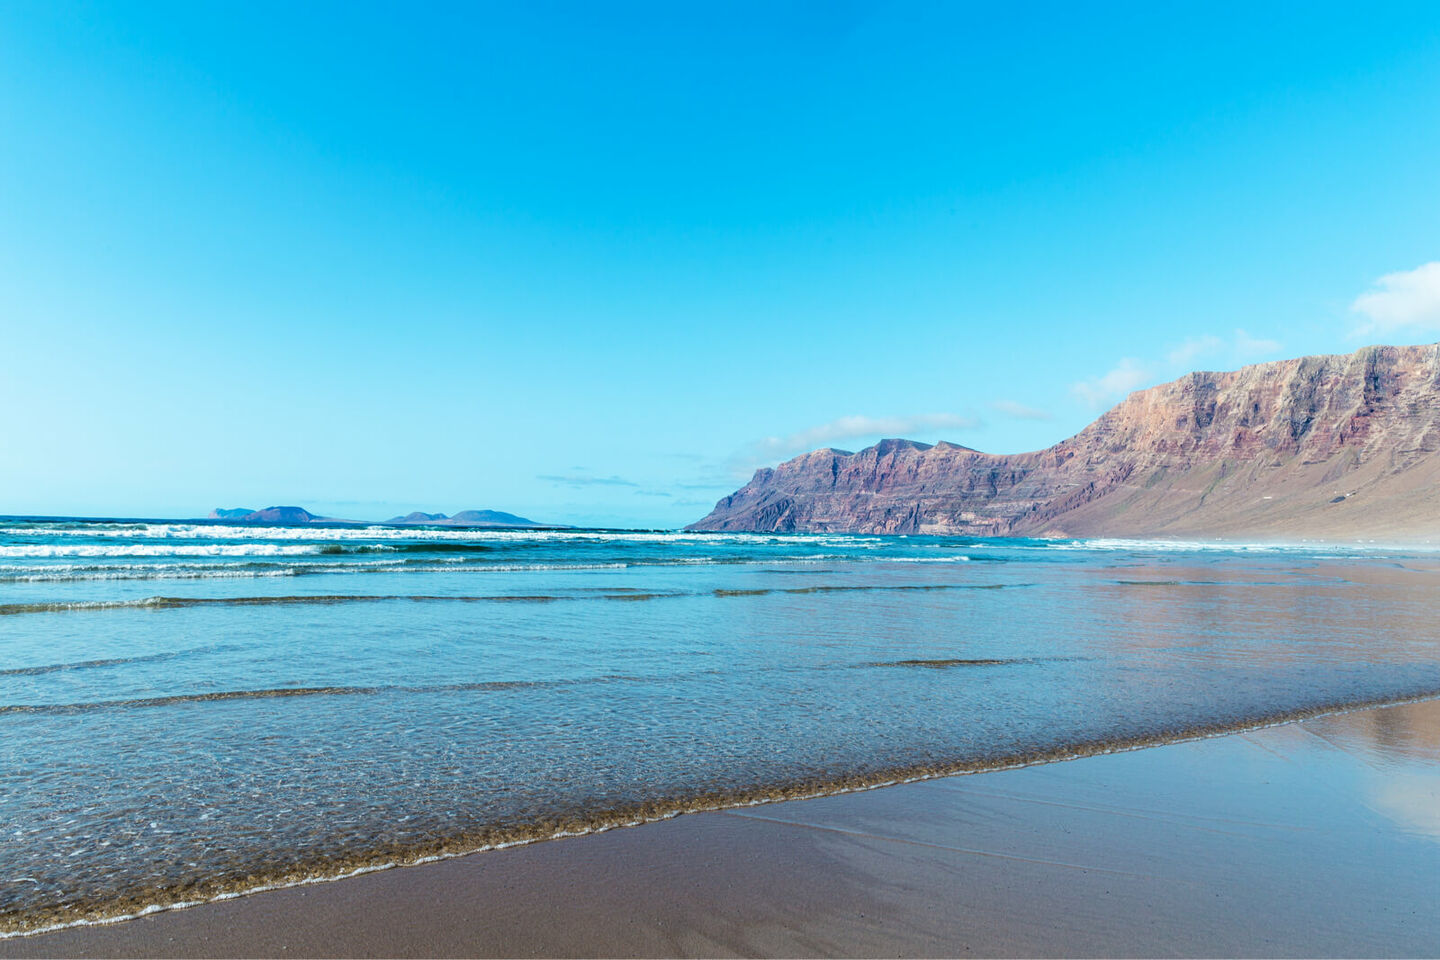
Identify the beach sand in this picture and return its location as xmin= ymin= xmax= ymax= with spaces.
xmin=5 ymin=698 xmax=1438 ymax=958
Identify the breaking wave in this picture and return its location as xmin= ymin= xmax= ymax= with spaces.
xmin=0 ymin=522 xmax=897 ymax=546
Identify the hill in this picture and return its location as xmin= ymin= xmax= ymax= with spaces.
xmin=688 ymin=343 xmax=1440 ymax=539
xmin=383 ymin=509 xmax=540 ymax=527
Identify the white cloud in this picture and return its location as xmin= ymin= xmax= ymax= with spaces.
xmin=1075 ymin=330 xmax=1285 ymax=413
xmin=1166 ymin=335 xmax=1224 ymax=368
xmin=1351 ymin=262 xmax=1440 ymax=335
xmin=537 ymin=472 xmax=639 ymax=488
xmin=1166 ymin=330 xmax=1281 ymax=370
xmin=730 ymin=413 xmax=980 ymax=475
xmin=1232 ymin=328 xmax=1281 ymax=358
xmin=1072 ymin=358 xmax=1149 ymax=409
xmin=990 ymin=399 xmax=1052 ymax=421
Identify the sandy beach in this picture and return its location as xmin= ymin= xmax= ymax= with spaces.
xmin=4 ymin=696 xmax=1437 ymax=958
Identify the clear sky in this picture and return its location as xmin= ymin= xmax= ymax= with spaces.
xmin=3 ymin=1 xmax=1440 ymax=526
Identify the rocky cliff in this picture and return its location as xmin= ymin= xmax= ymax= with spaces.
xmin=688 ymin=343 xmax=1440 ymax=539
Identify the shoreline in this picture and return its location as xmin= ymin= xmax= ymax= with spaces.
xmin=5 ymin=694 xmax=1439 ymax=957
xmin=5 ymin=687 xmax=1440 ymax=941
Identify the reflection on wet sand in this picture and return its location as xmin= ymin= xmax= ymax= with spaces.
xmin=1301 ymin=698 xmax=1440 ymax=838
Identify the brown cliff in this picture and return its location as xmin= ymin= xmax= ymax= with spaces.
xmin=688 ymin=343 xmax=1440 ymax=539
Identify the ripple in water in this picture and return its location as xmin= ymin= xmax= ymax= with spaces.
xmin=3 ymin=519 xmax=1440 ymax=936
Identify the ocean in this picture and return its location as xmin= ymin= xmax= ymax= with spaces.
xmin=3 ymin=517 xmax=1439 ymax=936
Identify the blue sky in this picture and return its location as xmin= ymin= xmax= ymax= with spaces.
xmin=3 ymin=1 xmax=1440 ymax=526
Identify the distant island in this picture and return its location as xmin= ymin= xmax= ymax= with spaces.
xmin=212 ymin=506 xmax=325 ymax=525
xmin=207 ymin=507 xmax=259 ymax=520
xmin=690 ymin=342 xmax=1440 ymax=540
xmin=206 ymin=506 xmax=555 ymax=528
xmin=384 ymin=509 xmax=540 ymax=527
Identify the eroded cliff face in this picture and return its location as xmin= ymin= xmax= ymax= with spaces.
xmin=688 ymin=344 xmax=1440 ymax=539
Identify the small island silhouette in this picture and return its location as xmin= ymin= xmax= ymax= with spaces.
xmin=205 ymin=506 xmax=554 ymax=527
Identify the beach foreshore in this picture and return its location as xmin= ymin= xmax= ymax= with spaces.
xmin=5 ymin=697 xmax=1438 ymax=959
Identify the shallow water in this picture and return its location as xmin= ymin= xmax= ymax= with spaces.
xmin=2 ymin=518 xmax=1439 ymax=934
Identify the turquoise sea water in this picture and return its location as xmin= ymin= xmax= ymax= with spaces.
xmin=3 ymin=518 xmax=1439 ymax=934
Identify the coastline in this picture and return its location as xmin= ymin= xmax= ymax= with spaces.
xmin=5 ymin=687 xmax=1439 ymax=941
xmin=5 ymin=696 xmax=1438 ymax=958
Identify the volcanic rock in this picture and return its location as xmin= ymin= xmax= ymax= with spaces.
xmin=688 ymin=343 xmax=1440 ymax=539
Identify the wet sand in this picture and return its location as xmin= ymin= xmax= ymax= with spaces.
xmin=5 ymin=698 xmax=1439 ymax=958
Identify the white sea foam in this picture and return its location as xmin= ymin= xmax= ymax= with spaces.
xmin=0 ymin=544 xmax=356 ymax=558
xmin=0 ymin=561 xmax=640 ymax=582
xmin=0 ymin=523 xmax=890 ymax=546
xmin=0 ymin=569 xmax=302 ymax=582
xmin=0 ymin=560 xmax=406 ymax=574
xmin=882 ymin=555 xmax=971 ymax=563
xmin=1049 ymin=537 xmax=1440 ymax=557
xmin=11 ymin=523 xmax=1435 ymax=557
xmin=0 ymin=559 xmax=411 ymax=582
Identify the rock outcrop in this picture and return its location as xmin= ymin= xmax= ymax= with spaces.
xmin=688 ymin=343 xmax=1440 ymax=539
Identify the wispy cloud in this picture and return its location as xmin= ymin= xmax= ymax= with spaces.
xmin=989 ymin=399 xmax=1051 ymax=421
xmin=1072 ymin=358 xmax=1149 ymax=409
xmin=1166 ymin=329 xmax=1281 ymax=369
xmin=537 ymin=473 xmax=639 ymax=488
xmin=754 ymin=413 xmax=979 ymax=457
xmin=1075 ymin=328 xmax=1283 ymax=412
xmin=1233 ymin=329 xmax=1282 ymax=358
xmin=1166 ymin=335 xmax=1224 ymax=368
xmin=674 ymin=480 xmax=742 ymax=490
xmin=1351 ymin=262 xmax=1440 ymax=335
xmin=729 ymin=413 xmax=980 ymax=476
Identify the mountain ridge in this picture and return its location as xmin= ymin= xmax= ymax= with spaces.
xmin=688 ymin=343 xmax=1440 ymax=539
